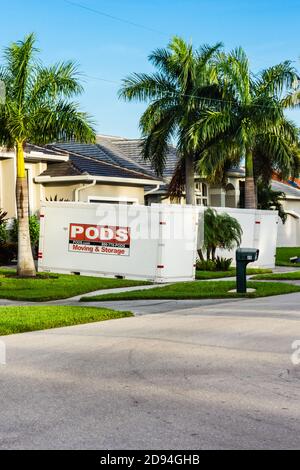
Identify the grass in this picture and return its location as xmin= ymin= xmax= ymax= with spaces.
xmin=196 ymin=268 xmax=272 ymax=280
xmin=81 ymin=280 xmax=300 ymax=302
xmin=0 ymin=306 xmax=133 ymax=336
xmin=252 ymin=271 xmax=300 ymax=281
xmin=276 ymin=247 xmax=300 ymax=267
xmin=0 ymin=269 xmax=149 ymax=301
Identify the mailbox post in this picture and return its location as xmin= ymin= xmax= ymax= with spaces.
xmin=236 ymin=248 xmax=259 ymax=293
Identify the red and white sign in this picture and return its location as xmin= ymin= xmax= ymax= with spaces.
xmin=69 ymin=223 xmax=131 ymax=256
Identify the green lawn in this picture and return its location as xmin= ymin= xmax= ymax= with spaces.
xmin=276 ymin=247 xmax=300 ymax=267
xmin=81 ymin=280 xmax=300 ymax=302
xmin=0 ymin=269 xmax=148 ymax=301
xmin=0 ymin=306 xmax=133 ymax=336
xmin=253 ymin=271 xmax=300 ymax=281
xmin=196 ymin=268 xmax=272 ymax=280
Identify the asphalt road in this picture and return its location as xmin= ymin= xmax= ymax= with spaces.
xmin=0 ymin=293 xmax=300 ymax=450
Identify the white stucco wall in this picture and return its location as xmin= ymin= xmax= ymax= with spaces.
xmin=43 ymin=183 xmax=145 ymax=205
xmin=277 ymin=198 xmax=300 ymax=247
xmin=277 ymin=214 xmax=300 ymax=247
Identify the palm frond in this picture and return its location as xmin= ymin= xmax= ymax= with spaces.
xmin=29 ymin=61 xmax=84 ymax=105
xmin=4 ymin=33 xmax=37 ymax=106
xmin=119 ymin=72 xmax=177 ymax=102
xmin=256 ymin=61 xmax=298 ymax=97
xmin=27 ymin=101 xmax=96 ymax=145
xmin=140 ymin=106 xmax=178 ymax=176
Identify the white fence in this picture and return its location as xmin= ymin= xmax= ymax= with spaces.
xmin=205 ymin=207 xmax=279 ymax=268
xmin=277 ymin=211 xmax=300 ymax=247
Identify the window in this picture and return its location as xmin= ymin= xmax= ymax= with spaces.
xmin=88 ymin=196 xmax=138 ymax=205
xmin=195 ymin=182 xmax=208 ymax=206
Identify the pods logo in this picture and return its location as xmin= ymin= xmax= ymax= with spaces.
xmin=69 ymin=224 xmax=131 ymax=256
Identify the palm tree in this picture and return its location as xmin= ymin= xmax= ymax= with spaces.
xmin=202 ymin=208 xmax=242 ymax=260
xmin=0 ymin=34 xmax=95 ymax=277
xmin=256 ymin=180 xmax=287 ymax=223
xmin=119 ymin=36 xmax=222 ymax=204
xmin=189 ymin=48 xmax=300 ymax=208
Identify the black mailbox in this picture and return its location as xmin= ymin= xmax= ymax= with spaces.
xmin=236 ymin=248 xmax=259 ymax=293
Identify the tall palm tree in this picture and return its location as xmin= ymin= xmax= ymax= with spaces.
xmin=189 ymin=48 xmax=300 ymax=208
xmin=0 ymin=34 xmax=95 ymax=277
xmin=119 ymin=36 xmax=222 ymax=204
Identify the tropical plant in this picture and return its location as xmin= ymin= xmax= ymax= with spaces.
xmin=201 ymin=208 xmax=242 ymax=260
xmin=0 ymin=209 xmax=8 ymax=243
xmin=0 ymin=33 xmax=96 ymax=276
xmin=256 ymin=180 xmax=287 ymax=223
xmin=215 ymin=256 xmax=232 ymax=271
xmin=190 ymin=48 xmax=300 ymax=208
xmin=119 ymin=36 xmax=222 ymax=204
xmin=45 ymin=195 xmax=70 ymax=202
xmin=0 ymin=242 xmax=18 ymax=265
xmin=196 ymin=256 xmax=232 ymax=271
xmin=196 ymin=258 xmax=217 ymax=271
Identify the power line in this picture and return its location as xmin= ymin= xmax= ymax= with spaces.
xmin=61 ymin=1 xmax=289 ymax=110
xmin=63 ymin=0 xmax=167 ymax=37
xmin=84 ymin=74 xmax=119 ymax=85
xmin=84 ymin=74 xmax=288 ymax=109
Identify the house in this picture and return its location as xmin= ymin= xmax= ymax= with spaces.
xmin=0 ymin=137 xmax=162 ymax=218
xmin=1 ymin=134 xmax=300 ymax=247
xmin=0 ymin=144 xmax=69 ymax=218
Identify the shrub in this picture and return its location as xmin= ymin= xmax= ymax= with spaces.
xmin=196 ymin=257 xmax=232 ymax=272
xmin=0 ymin=209 xmax=8 ymax=244
xmin=46 ymin=195 xmax=70 ymax=202
xmin=0 ymin=242 xmax=18 ymax=265
xmin=215 ymin=256 xmax=232 ymax=271
xmin=196 ymin=259 xmax=217 ymax=271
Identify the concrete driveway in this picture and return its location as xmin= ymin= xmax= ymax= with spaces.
xmin=0 ymin=293 xmax=300 ymax=450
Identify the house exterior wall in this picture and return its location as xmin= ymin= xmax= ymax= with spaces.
xmin=81 ymin=184 xmax=144 ymax=204
xmin=0 ymin=158 xmax=16 ymax=218
xmin=26 ymin=162 xmax=47 ymax=215
xmin=0 ymin=158 xmax=47 ymax=218
xmin=43 ymin=183 xmax=145 ymax=205
xmin=43 ymin=183 xmax=79 ymax=202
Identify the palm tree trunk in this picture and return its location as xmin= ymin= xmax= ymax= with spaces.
xmin=16 ymin=142 xmax=36 ymax=277
xmin=185 ymin=153 xmax=195 ymax=205
xmin=245 ymin=149 xmax=257 ymax=209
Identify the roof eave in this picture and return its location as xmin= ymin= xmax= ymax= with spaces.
xmin=34 ymin=175 xmax=162 ymax=186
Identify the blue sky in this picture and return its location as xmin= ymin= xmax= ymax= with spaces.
xmin=1 ymin=0 xmax=300 ymax=137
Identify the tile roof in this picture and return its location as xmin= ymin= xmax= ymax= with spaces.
xmin=40 ymin=142 xmax=161 ymax=182
xmin=97 ymin=135 xmax=179 ymax=179
xmin=50 ymin=140 xmax=158 ymax=179
xmin=25 ymin=143 xmax=66 ymax=157
xmin=271 ymin=180 xmax=300 ymax=199
xmin=38 ymin=137 xmax=179 ymax=182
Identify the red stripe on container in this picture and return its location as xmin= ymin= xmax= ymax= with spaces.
xmin=40 ymin=214 xmax=45 ymax=218
xmin=160 ymin=222 xmax=167 ymax=225
xmin=255 ymin=221 xmax=261 ymax=224
xmin=157 ymin=265 xmax=164 ymax=269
